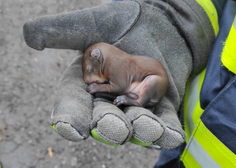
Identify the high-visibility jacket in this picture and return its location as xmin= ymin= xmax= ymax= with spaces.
xmin=155 ymin=0 xmax=236 ymax=168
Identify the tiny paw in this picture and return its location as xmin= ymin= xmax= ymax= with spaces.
xmin=114 ymin=95 xmax=142 ymax=107
xmin=113 ymin=95 xmax=127 ymax=106
xmin=86 ymin=83 xmax=100 ymax=94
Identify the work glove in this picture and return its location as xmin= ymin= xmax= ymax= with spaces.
xmin=23 ymin=0 xmax=215 ymax=149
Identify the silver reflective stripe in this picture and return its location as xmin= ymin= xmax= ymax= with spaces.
xmin=234 ymin=16 xmax=236 ymax=29
xmin=187 ymin=75 xmax=200 ymax=135
xmin=187 ymin=135 xmax=222 ymax=168
xmin=186 ymin=74 xmax=221 ymax=167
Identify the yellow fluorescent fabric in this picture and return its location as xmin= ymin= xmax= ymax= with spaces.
xmin=182 ymin=67 xmax=236 ymax=167
xmin=194 ymin=121 xmax=236 ymax=167
xmin=183 ymin=69 xmax=206 ymax=143
xmin=182 ymin=120 xmax=236 ymax=168
xmin=181 ymin=150 xmax=201 ymax=168
xmin=182 ymin=14 xmax=236 ymax=168
xmin=91 ymin=129 xmax=119 ymax=146
xmin=192 ymin=69 xmax=205 ymax=126
xmin=182 ymin=135 xmax=221 ymax=168
xmin=195 ymin=0 xmax=219 ymax=36
xmin=221 ymin=16 xmax=236 ymax=74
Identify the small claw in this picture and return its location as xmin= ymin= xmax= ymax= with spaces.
xmin=117 ymin=101 xmax=124 ymax=106
xmin=113 ymin=99 xmax=124 ymax=106
xmin=86 ymin=83 xmax=98 ymax=94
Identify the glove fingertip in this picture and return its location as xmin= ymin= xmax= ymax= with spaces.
xmin=129 ymin=136 xmax=152 ymax=146
xmin=91 ymin=129 xmax=120 ymax=146
xmin=53 ymin=122 xmax=87 ymax=142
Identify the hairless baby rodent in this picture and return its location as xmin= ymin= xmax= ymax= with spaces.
xmin=82 ymin=42 xmax=168 ymax=107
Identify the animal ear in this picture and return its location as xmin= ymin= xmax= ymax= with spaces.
xmin=91 ymin=49 xmax=101 ymax=60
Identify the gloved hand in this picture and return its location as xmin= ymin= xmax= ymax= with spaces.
xmin=23 ymin=0 xmax=215 ymax=148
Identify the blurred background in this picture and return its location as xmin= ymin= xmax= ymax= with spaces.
xmin=0 ymin=0 xmax=160 ymax=167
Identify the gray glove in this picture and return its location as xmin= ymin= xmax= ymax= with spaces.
xmin=23 ymin=0 xmax=215 ymax=148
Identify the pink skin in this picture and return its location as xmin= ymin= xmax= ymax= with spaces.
xmin=82 ymin=43 xmax=168 ymax=107
xmin=84 ymin=74 xmax=107 ymax=85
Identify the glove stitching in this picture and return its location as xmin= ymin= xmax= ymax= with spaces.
xmin=143 ymin=0 xmax=194 ymax=63
xmin=92 ymin=112 xmax=132 ymax=145
xmin=112 ymin=0 xmax=141 ymax=44
xmin=154 ymin=125 xmax=185 ymax=148
xmin=182 ymin=0 xmax=215 ymax=76
xmin=131 ymin=114 xmax=165 ymax=143
xmin=182 ymin=0 xmax=214 ymax=50
xmin=144 ymin=0 xmax=213 ymax=76
xmin=54 ymin=121 xmax=85 ymax=140
xmin=166 ymin=125 xmax=185 ymax=140
xmin=94 ymin=127 xmax=124 ymax=144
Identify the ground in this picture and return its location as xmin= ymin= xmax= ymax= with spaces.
xmin=0 ymin=0 xmax=160 ymax=168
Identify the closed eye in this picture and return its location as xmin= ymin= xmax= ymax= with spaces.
xmin=86 ymin=65 xmax=92 ymax=72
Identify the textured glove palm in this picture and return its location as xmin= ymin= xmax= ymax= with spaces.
xmin=23 ymin=0 xmax=215 ymax=149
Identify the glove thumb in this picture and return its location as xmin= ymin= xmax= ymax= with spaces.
xmin=23 ymin=1 xmax=140 ymax=51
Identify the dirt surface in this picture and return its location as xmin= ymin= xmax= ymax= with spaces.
xmin=0 ymin=0 xmax=160 ymax=168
